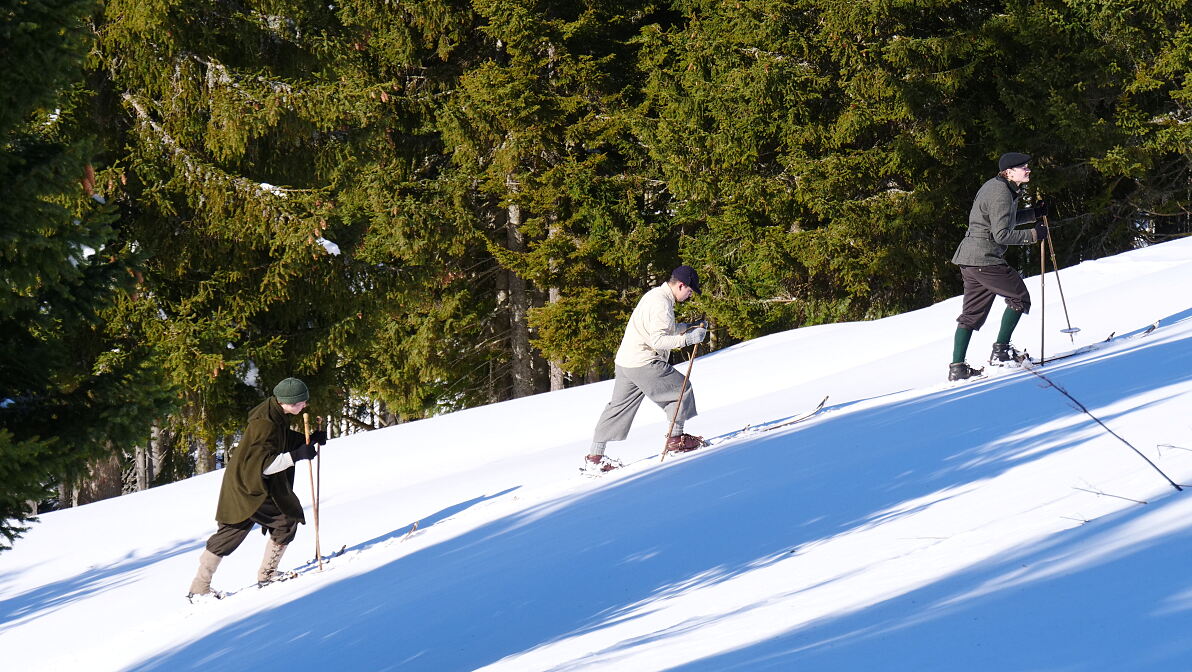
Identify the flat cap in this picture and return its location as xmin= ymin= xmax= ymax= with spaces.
xmin=998 ymin=152 xmax=1031 ymax=172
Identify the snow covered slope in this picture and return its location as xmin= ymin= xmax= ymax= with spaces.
xmin=5 ymin=238 xmax=1192 ymax=671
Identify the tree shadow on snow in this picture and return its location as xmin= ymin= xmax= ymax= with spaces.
xmin=334 ymin=487 xmax=521 ymax=557
xmin=0 ymin=540 xmax=204 ymax=633
xmin=128 ymin=331 xmax=1192 ymax=672
xmin=670 ymin=488 xmax=1192 ymax=672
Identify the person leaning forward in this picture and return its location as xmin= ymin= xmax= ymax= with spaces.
xmin=583 ymin=265 xmax=708 ymax=473
xmin=947 ymin=152 xmax=1049 ymax=381
xmin=186 ymin=377 xmax=327 ymax=600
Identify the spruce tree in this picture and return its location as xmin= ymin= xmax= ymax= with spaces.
xmin=638 ymin=0 xmax=1192 ymax=340
xmin=440 ymin=0 xmax=673 ymax=392
xmin=323 ymin=0 xmax=509 ymax=419
xmin=92 ymin=0 xmax=385 ymax=455
xmin=1 ymin=0 xmax=173 ymax=547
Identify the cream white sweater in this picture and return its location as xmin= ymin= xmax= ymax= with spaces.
xmin=614 ymin=283 xmax=688 ymax=368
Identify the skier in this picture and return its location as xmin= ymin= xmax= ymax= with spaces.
xmin=186 ymin=377 xmax=326 ymax=600
xmin=584 ymin=265 xmax=708 ymax=473
xmin=948 ymin=152 xmax=1049 ymax=381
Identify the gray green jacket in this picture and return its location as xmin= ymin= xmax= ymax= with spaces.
xmin=951 ymin=176 xmax=1042 ymax=266
xmin=215 ymin=397 xmax=306 ymax=524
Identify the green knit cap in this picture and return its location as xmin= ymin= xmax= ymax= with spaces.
xmin=272 ymin=377 xmax=309 ymax=404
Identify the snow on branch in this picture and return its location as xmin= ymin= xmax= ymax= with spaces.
xmin=122 ymin=92 xmax=319 ymax=203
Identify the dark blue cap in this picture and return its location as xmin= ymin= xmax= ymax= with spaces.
xmin=671 ymin=265 xmax=701 ymax=294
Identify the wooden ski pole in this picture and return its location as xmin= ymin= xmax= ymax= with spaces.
xmin=660 ymin=342 xmax=699 ymax=463
xmin=303 ymin=413 xmax=323 ymax=570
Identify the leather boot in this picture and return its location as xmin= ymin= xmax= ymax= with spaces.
xmin=989 ymin=342 xmax=1024 ymax=367
xmin=665 ymin=433 xmax=706 ymax=453
xmin=583 ymin=454 xmax=621 ymax=473
xmin=948 ymin=362 xmax=984 ymax=381
xmin=257 ymin=537 xmax=289 ymax=585
xmin=188 ymin=550 xmax=222 ymax=597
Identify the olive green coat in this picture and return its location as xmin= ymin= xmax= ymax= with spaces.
xmin=215 ymin=397 xmax=306 ymax=525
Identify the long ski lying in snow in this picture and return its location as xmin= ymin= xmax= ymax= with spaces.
xmin=298 ymin=544 xmax=347 ymax=571
xmin=707 ymin=395 xmax=830 ymax=447
xmin=1032 ymin=320 xmax=1158 ymax=366
xmin=757 ymin=395 xmax=830 ymax=434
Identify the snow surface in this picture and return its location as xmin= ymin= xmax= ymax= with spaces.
xmin=5 ymin=238 xmax=1192 ymax=671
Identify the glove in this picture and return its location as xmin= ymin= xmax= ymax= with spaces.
xmin=1033 ymin=223 xmax=1048 ymax=242
xmin=309 ymin=429 xmax=327 ymax=446
xmin=684 ymin=327 xmax=707 ymax=346
xmin=289 ymin=443 xmax=318 ymax=462
xmin=1032 ymin=200 xmax=1049 ymax=220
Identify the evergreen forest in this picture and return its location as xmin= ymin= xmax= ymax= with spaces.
xmin=3 ymin=0 xmax=1190 ymax=548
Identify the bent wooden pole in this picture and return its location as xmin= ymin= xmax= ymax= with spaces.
xmin=661 ymin=343 xmax=700 ymax=463
xmin=303 ymin=413 xmax=323 ymax=570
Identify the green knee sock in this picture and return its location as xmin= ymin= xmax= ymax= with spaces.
xmin=952 ymin=327 xmax=973 ymax=364
xmin=996 ymin=308 xmax=1023 ymax=344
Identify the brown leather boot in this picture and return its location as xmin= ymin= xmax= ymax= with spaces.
xmin=665 ymin=434 xmax=706 ymax=453
xmin=583 ymin=454 xmax=621 ymax=473
xmin=257 ymin=538 xmax=289 ymax=585
xmin=187 ymin=550 xmax=222 ymax=598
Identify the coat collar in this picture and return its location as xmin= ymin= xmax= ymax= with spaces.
xmin=248 ymin=396 xmax=286 ymax=425
xmin=657 ymin=281 xmax=677 ymax=309
xmin=997 ymin=175 xmax=1024 ymax=197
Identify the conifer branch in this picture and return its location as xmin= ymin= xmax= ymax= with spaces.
xmin=121 ymin=92 xmax=320 ymax=203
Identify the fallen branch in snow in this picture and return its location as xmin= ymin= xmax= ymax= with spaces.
xmin=1073 ymin=486 xmax=1148 ymax=505
xmin=1157 ymin=443 xmax=1192 ymax=455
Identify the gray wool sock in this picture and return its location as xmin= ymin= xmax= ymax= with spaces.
xmin=589 ymin=442 xmax=606 ymax=457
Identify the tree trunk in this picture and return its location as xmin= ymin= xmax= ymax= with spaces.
xmin=134 ymin=443 xmax=149 ymax=491
xmin=149 ymin=423 xmax=163 ymax=486
xmin=194 ymin=436 xmax=215 ymax=474
xmin=377 ymin=401 xmax=398 ymax=428
xmin=548 ymin=286 xmax=565 ymax=391
xmin=546 ymin=214 xmax=565 ymax=391
xmin=75 ymin=451 xmax=124 ymax=506
xmin=219 ymin=435 xmax=233 ymax=470
xmin=506 ymin=190 xmax=535 ymax=399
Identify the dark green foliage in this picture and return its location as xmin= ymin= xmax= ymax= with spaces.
xmin=528 ymin=288 xmax=631 ymax=377
xmin=636 ymin=0 xmax=1192 ymax=340
xmin=94 ymin=0 xmax=377 ymax=443
xmin=1 ymin=0 xmax=175 ymax=547
xmin=5 ymin=0 xmax=1192 ymax=546
xmin=439 ymin=0 xmax=677 ymax=395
